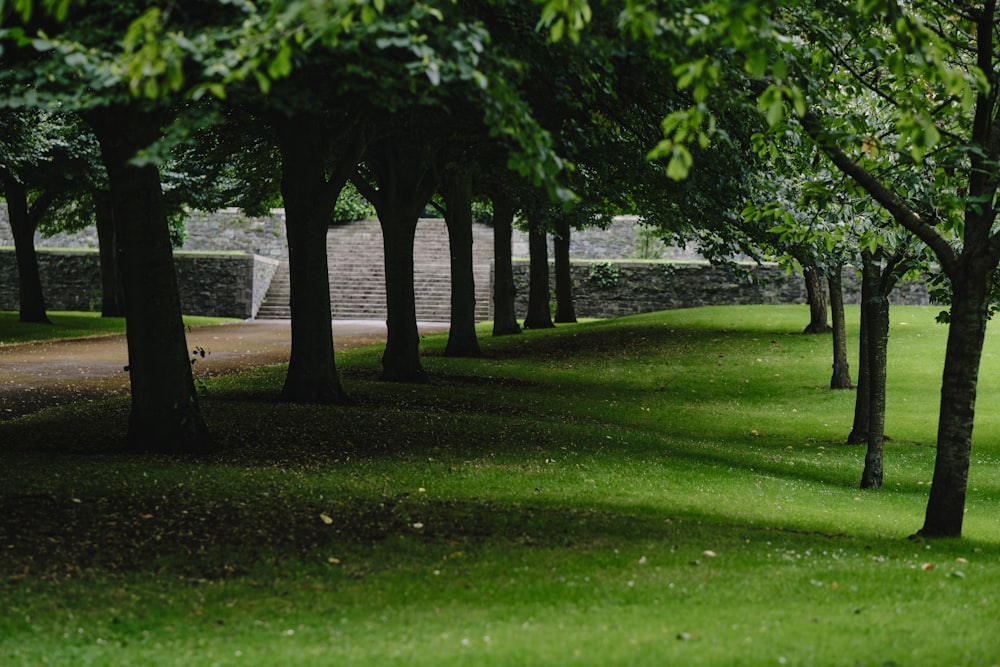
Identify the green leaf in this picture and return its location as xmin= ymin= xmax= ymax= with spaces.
xmin=665 ymin=145 xmax=693 ymax=181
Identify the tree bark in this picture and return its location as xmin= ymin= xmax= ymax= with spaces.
xmin=272 ymin=116 xmax=350 ymax=404
xmin=847 ymin=271 xmax=871 ymax=445
xmin=859 ymin=253 xmax=888 ymax=489
xmin=380 ymin=210 xmax=426 ymax=381
xmin=523 ymin=220 xmax=554 ymax=329
xmin=95 ymin=190 xmax=126 ymax=318
xmin=353 ymin=135 xmax=439 ymax=382
xmin=802 ymin=262 xmax=831 ymax=333
xmin=490 ymin=192 xmax=521 ymax=336
xmin=828 ymin=265 xmax=852 ymax=389
xmin=552 ymin=216 xmax=577 ymax=324
xmin=442 ymin=169 xmax=482 ymax=357
xmin=3 ymin=176 xmax=50 ymax=324
xmin=919 ymin=265 xmax=993 ymax=537
xmin=84 ymin=105 xmax=211 ymax=454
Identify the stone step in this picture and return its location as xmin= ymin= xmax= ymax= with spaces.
xmin=257 ymin=217 xmax=493 ymax=321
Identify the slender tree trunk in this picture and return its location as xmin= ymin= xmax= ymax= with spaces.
xmin=919 ymin=266 xmax=993 ymax=537
xmin=95 ymin=190 xmax=126 ymax=318
xmin=491 ymin=192 xmax=521 ymax=336
xmin=442 ymin=169 xmax=482 ymax=357
xmin=802 ymin=262 xmax=831 ymax=334
xmin=4 ymin=176 xmax=50 ymax=324
xmin=859 ymin=253 xmax=889 ymax=488
xmin=273 ymin=118 xmax=349 ymax=404
xmin=523 ymin=221 xmax=554 ymax=329
xmin=828 ymin=265 xmax=852 ymax=389
xmin=553 ymin=216 xmax=577 ymax=324
xmin=85 ymin=106 xmax=211 ymax=454
xmin=847 ymin=270 xmax=871 ymax=445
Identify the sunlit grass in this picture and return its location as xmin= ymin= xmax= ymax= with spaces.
xmin=2 ymin=305 xmax=999 ymax=666
xmin=0 ymin=311 xmax=237 ymax=344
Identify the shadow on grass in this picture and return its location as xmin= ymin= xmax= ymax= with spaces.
xmin=4 ymin=484 xmax=955 ymax=583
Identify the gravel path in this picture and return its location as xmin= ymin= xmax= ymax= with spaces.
xmin=0 ymin=319 xmax=448 ymax=421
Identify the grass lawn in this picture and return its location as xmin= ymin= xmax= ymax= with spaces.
xmin=2 ymin=305 xmax=999 ymax=666
xmin=0 ymin=311 xmax=236 ymax=345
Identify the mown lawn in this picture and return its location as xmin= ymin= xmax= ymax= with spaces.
xmin=2 ymin=305 xmax=999 ymax=666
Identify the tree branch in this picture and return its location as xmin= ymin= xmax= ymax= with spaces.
xmin=800 ymin=110 xmax=958 ymax=273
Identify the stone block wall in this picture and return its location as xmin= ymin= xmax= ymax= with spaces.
xmin=511 ymin=260 xmax=932 ymax=320
xmin=0 ymin=204 xmax=288 ymax=261
xmin=0 ymin=249 xmax=278 ymax=319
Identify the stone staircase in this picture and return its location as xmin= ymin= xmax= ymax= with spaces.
xmin=257 ymin=218 xmax=494 ymax=322
xmin=254 ymin=261 xmax=291 ymax=319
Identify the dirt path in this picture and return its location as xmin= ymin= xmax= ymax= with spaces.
xmin=0 ymin=319 xmax=447 ymax=421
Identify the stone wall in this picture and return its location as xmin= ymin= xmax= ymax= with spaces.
xmin=0 ymin=249 xmax=278 ymax=319
xmin=511 ymin=216 xmax=711 ymax=261
xmin=0 ymin=204 xmax=288 ymax=260
xmin=511 ymin=260 xmax=932 ymax=320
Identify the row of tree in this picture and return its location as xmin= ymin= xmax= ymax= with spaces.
xmin=2 ymin=1 xmax=995 ymax=539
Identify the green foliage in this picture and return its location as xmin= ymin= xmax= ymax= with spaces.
xmin=3 ymin=307 xmax=1000 ymax=664
xmin=332 ymin=181 xmax=376 ymax=223
xmin=586 ymin=260 xmax=620 ymax=287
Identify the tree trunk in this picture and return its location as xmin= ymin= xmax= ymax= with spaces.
xmin=491 ymin=192 xmax=521 ymax=337
xmin=828 ymin=265 xmax=852 ymax=389
xmin=847 ymin=271 xmax=871 ymax=445
xmin=353 ymin=136 xmax=439 ymax=383
xmin=802 ymin=263 xmax=831 ymax=334
xmin=523 ymin=221 xmax=554 ymax=329
xmin=380 ymin=211 xmax=426 ymax=381
xmin=85 ymin=106 xmax=211 ymax=454
xmin=3 ymin=176 xmax=50 ymax=324
xmin=553 ymin=216 xmax=577 ymax=324
xmin=859 ymin=253 xmax=889 ymax=488
xmin=919 ymin=266 xmax=993 ymax=537
xmin=442 ymin=169 xmax=482 ymax=357
xmin=95 ymin=190 xmax=126 ymax=318
xmin=273 ymin=117 xmax=348 ymax=404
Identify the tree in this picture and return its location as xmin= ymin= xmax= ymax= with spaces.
xmin=552 ymin=216 xmax=577 ymax=324
xmin=83 ymin=103 xmax=212 ymax=452
xmin=0 ymin=0 xmax=270 ymax=451
xmin=268 ymin=107 xmax=368 ymax=401
xmin=522 ymin=211 xmax=556 ymax=330
xmin=487 ymin=185 xmax=522 ymax=337
xmin=604 ymin=0 xmax=995 ymax=536
xmin=0 ymin=110 xmax=102 ymax=323
xmin=440 ymin=164 xmax=484 ymax=358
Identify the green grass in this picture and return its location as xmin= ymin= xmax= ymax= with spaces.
xmin=0 ymin=311 xmax=237 ymax=344
xmin=2 ymin=305 xmax=999 ymax=666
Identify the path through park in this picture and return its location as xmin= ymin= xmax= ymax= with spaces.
xmin=0 ymin=319 xmax=448 ymax=421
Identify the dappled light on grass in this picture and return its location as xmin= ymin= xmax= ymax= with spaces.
xmin=2 ymin=306 xmax=1000 ymax=666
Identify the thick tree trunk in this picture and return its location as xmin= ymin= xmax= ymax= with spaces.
xmin=95 ymin=190 xmax=126 ymax=318
xmin=442 ymin=169 xmax=482 ymax=358
xmin=380 ymin=211 xmax=426 ymax=382
xmin=4 ymin=176 xmax=50 ymax=324
xmin=802 ymin=263 xmax=831 ymax=334
xmin=828 ymin=265 xmax=852 ymax=389
xmin=491 ymin=192 xmax=521 ymax=337
xmin=859 ymin=253 xmax=889 ymax=488
xmin=273 ymin=118 xmax=348 ymax=404
xmin=85 ymin=106 xmax=211 ymax=454
xmin=523 ymin=221 xmax=554 ymax=329
xmin=919 ymin=267 xmax=993 ymax=537
xmin=553 ymin=217 xmax=577 ymax=324
xmin=354 ymin=134 xmax=438 ymax=383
